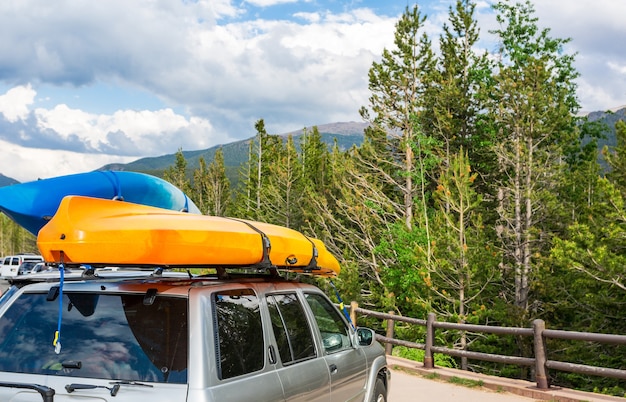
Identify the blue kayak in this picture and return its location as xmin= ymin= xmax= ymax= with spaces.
xmin=0 ymin=171 xmax=200 ymax=235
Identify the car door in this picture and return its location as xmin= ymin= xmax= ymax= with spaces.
xmin=266 ymin=292 xmax=330 ymax=402
xmin=304 ymin=293 xmax=367 ymax=402
xmin=8 ymin=257 xmax=19 ymax=276
xmin=205 ymin=288 xmax=285 ymax=402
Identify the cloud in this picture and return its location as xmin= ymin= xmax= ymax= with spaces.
xmin=531 ymin=1 xmax=626 ymax=111
xmin=0 ymin=0 xmax=398 ymax=134
xmin=0 ymin=86 xmax=225 ymax=158
xmin=0 ymin=85 xmax=36 ymax=123
xmin=245 ymin=0 xmax=303 ymax=7
xmin=0 ymin=138 xmax=136 ymax=183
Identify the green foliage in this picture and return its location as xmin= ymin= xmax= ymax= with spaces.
xmin=0 ymin=215 xmax=38 ymax=256
xmin=192 ymin=149 xmax=231 ymax=216
xmin=392 ymin=346 xmax=457 ymax=369
xmin=163 ymin=148 xmax=192 ymax=195
xmin=376 ymin=221 xmax=431 ymax=316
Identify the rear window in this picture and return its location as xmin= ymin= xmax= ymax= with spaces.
xmin=213 ymin=289 xmax=264 ymax=380
xmin=0 ymin=291 xmax=188 ymax=383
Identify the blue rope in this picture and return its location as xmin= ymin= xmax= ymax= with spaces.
xmin=53 ymin=262 xmax=64 ymax=354
xmin=329 ymin=279 xmax=354 ymax=330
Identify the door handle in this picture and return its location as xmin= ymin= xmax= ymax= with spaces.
xmin=268 ymin=345 xmax=277 ymax=364
xmin=329 ymin=364 xmax=338 ymax=374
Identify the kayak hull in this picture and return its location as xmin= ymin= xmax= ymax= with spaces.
xmin=37 ymin=196 xmax=340 ymax=276
xmin=0 ymin=171 xmax=200 ymax=235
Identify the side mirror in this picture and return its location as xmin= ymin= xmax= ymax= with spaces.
xmin=356 ymin=327 xmax=375 ymax=346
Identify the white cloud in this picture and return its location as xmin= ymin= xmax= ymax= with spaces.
xmin=0 ymin=85 xmax=36 ymax=123
xmin=532 ymin=1 xmax=626 ymax=110
xmin=0 ymin=139 xmax=136 ymax=183
xmin=608 ymin=61 xmax=626 ymax=75
xmin=293 ymin=12 xmax=320 ymax=23
xmin=245 ymin=0 xmax=302 ymax=6
xmin=32 ymin=104 xmax=220 ymax=155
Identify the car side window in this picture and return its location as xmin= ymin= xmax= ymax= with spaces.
xmin=267 ymin=293 xmax=317 ymax=364
xmin=213 ymin=289 xmax=264 ymax=380
xmin=305 ymin=293 xmax=351 ymax=354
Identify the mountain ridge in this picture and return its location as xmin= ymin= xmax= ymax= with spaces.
xmin=99 ymin=121 xmax=369 ymax=181
xmin=1 ymin=110 xmax=625 ymax=186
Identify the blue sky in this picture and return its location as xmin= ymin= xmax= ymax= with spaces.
xmin=0 ymin=0 xmax=625 ymax=182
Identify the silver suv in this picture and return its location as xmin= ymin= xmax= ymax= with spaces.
xmin=0 ymin=270 xmax=389 ymax=401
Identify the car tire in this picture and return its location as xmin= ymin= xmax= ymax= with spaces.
xmin=371 ymin=377 xmax=387 ymax=402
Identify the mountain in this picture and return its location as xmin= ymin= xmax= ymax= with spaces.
xmin=585 ymin=106 xmax=626 ymax=150
xmin=0 ymin=173 xmax=19 ymax=187
xmin=101 ymin=121 xmax=369 ymax=180
xmin=103 ymin=108 xmax=626 ymax=180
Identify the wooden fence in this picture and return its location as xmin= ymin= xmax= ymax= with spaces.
xmin=348 ymin=302 xmax=626 ymax=390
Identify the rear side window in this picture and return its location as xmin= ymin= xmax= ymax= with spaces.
xmin=0 ymin=292 xmax=188 ymax=383
xmin=213 ymin=289 xmax=264 ymax=380
xmin=267 ymin=293 xmax=316 ymax=364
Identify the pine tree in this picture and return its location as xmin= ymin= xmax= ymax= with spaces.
xmin=359 ymin=4 xmax=436 ymax=231
xmin=193 ymin=150 xmax=231 ymax=216
xmin=260 ymin=135 xmax=302 ymax=228
xmin=206 ymin=149 xmax=231 ymax=217
xmin=489 ymin=0 xmax=579 ymax=313
xmin=163 ymin=148 xmax=192 ymax=195
xmin=422 ymin=0 xmax=494 ymax=195
xmin=430 ymin=149 xmax=499 ymax=368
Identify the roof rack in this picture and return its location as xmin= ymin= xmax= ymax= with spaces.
xmin=6 ymin=264 xmax=302 ymax=288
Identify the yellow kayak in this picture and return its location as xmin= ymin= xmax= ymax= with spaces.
xmin=37 ymin=196 xmax=340 ymax=276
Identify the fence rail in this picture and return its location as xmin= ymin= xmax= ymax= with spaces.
xmin=348 ymin=301 xmax=626 ymax=390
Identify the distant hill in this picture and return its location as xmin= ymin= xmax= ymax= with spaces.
xmin=586 ymin=106 xmax=626 ymax=151
xmin=101 ymin=121 xmax=369 ymax=181
xmin=101 ymin=108 xmax=626 ymax=181
xmin=0 ymin=173 xmax=19 ymax=187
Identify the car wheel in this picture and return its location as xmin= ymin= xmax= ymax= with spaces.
xmin=371 ymin=377 xmax=387 ymax=402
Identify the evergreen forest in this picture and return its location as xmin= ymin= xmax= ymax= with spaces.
xmin=2 ymin=0 xmax=625 ymax=395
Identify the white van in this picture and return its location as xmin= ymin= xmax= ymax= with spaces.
xmin=0 ymin=254 xmax=44 ymax=278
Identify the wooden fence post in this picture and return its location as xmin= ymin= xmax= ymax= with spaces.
xmin=424 ymin=312 xmax=436 ymax=369
xmin=533 ymin=319 xmax=549 ymax=389
xmin=385 ymin=311 xmax=395 ymax=355
xmin=350 ymin=301 xmax=358 ymax=327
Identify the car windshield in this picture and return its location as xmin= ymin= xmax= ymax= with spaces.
xmin=18 ymin=261 xmax=38 ymax=273
xmin=0 ymin=291 xmax=188 ymax=383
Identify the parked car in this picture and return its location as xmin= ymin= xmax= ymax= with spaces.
xmin=16 ymin=260 xmax=41 ymax=275
xmin=29 ymin=262 xmax=51 ymax=274
xmin=0 ymin=269 xmax=389 ymax=402
xmin=0 ymin=254 xmax=44 ymax=278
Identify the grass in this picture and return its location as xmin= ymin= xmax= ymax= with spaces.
xmin=448 ymin=376 xmax=484 ymax=388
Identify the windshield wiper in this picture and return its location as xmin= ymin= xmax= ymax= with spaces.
xmin=65 ymin=383 xmax=120 ymax=396
xmin=0 ymin=382 xmax=55 ymax=402
xmin=109 ymin=380 xmax=154 ymax=388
